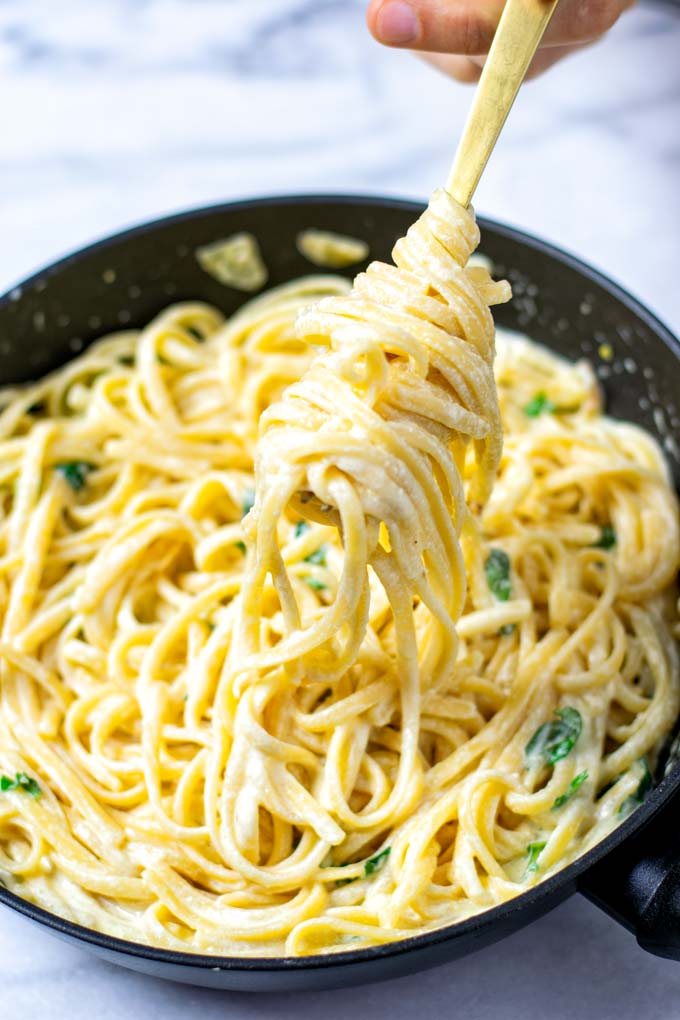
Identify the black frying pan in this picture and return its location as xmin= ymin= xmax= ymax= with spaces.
xmin=1 ymin=195 xmax=679 ymax=991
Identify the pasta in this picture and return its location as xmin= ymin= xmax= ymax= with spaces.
xmin=0 ymin=190 xmax=678 ymax=958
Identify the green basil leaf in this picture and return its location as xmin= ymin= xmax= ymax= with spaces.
xmin=294 ymin=520 xmax=327 ymax=565
xmin=334 ymin=847 xmax=391 ymax=886
xmin=525 ymin=707 xmax=582 ymax=767
xmin=523 ymin=392 xmax=556 ymax=417
xmin=552 ymin=770 xmax=589 ymax=809
xmin=241 ymin=489 xmax=255 ymax=518
xmin=485 ymin=548 xmax=511 ymax=602
xmin=594 ymin=525 xmax=616 ymax=550
xmin=305 ymin=545 xmax=328 ymax=566
xmin=234 ymin=540 xmax=247 ymax=555
xmin=364 ymin=847 xmax=390 ymax=876
xmin=0 ymin=772 xmax=42 ymax=798
xmin=55 ymin=461 xmax=94 ymax=491
xmin=304 ymin=577 xmax=327 ymax=591
xmin=525 ymin=840 xmax=547 ymax=874
xmin=333 ymin=860 xmax=357 ymax=887
xmin=620 ymin=758 xmax=653 ymax=815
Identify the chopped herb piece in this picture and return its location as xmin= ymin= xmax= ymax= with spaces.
xmin=500 ymin=623 xmax=516 ymax=636
xmin=304 ymin=577 xmax=327 ymax=591
xmin=525 ymin=707 xmax=582 ymax=768
xmin=594 ymin=525 xmax=616 ymax=550
xmin=118 ymin=354 xmax=134 ymax=366
xmin=333 ymin=860 xmax=356 ymax=887
xmin=294 ymin=520 xmax=309 ymax=538
xmin=26 ymin=400 xmax=46 ymax=415
xmin=523 ymin=392 xmax=556 ymax=417
xmin=620 ymin=758 xmax=653 ymax=815
xmin=235 ymin=540 xmax=247 ymax=555
xmin=0 ymin=772 xmax=41 ymax=798
xmin=552 ymin=770 xmax=589 ymax=809
xmin=55 ymin=461 xmax=94 ymax=491
xmin=334 ymin=847 xmax=391 ymax=886
xmin=184 ymin=325 xmax=205 ymax=342
xmin=364 ymin=847 xmax=390 ymax=876
xmin=241 ymin=489 xmax=255 ymax=518
xmin=485 ymin=548 xmax=511 ymax=602
xmin=305 ymin=545 xmax=328 ymax=567
xmin=525 ymin=840 xmax=547 ymax=874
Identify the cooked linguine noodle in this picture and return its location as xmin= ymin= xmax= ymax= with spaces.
xmin=0 ymin=190 xmax=678 ymax=957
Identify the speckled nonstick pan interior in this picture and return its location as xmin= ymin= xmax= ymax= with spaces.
xmin=1 ymin=195 xmax=680 ymax=991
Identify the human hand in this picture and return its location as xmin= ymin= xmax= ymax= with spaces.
xmin=366 ymin=0 xmax=635 ymax=81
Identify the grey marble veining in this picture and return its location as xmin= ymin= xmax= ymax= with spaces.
xmin=1 ymin=0 xmax=680 ymax=327
xmin=1 ymin=1 xmax=680 ymax=1018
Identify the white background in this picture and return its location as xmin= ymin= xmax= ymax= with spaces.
xmin=1 ymin=1 xmax=680 ymax=1016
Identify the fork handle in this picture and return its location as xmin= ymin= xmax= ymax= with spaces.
xmin=447 ymin=0 xmax=560 ymax=207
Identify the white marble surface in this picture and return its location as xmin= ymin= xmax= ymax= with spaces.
xmin=1 ymin=0 xmax=680 ymax=329
xmin=1 ymin=894 xmax=680 ymax=1020
xmin=1 ymin=0 xmax=680 ymax=1016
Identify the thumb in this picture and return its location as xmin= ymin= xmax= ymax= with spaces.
xmin=421 ymin=41 xmax=592 ymax=84
xmin=366 ymin=0 xmax=500 ymax=54
xmin=366 ymin=0 xmax=632 ymax=53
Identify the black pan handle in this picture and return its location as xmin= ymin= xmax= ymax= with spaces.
xmin=579 ymin=782 xmax=680 ymax=960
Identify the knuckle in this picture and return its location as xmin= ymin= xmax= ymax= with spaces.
xmin=447 ymin=8 xmax=496 ymax=55
xmin=587 ymin=0 xmax=626 ymax=35
xmin=453 ymin=58 xmax=483 ymax=83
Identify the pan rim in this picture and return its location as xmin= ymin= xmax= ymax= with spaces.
xmin=1 ymin=190 xmax=678 ymax=352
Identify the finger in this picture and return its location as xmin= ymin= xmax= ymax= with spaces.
xmin=419 ymin=41 xmax=592 ymax=83
xmin=418 ymin=52 xmax=483 ymax=83
xmin=367 ymin=0 xmax=498 ymax=53
xmin=521 ymin=41 xmax=593 ymax=77
xmin=367 ymin=0 xmax=634 ymax=54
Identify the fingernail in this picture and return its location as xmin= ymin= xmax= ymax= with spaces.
xmin=375 ymin=1 xmax=419 ymax=45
